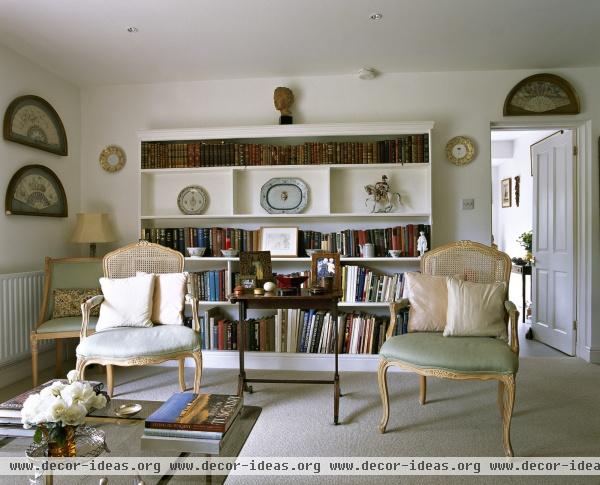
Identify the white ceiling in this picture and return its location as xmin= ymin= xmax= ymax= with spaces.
xmin=1 ymin=0 xmax=599 ymax=86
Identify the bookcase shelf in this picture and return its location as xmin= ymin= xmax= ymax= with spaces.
xmin=139 ymin=122 xmax=433 ymax=372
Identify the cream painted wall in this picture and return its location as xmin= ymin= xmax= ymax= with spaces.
xmin=0 ymin=45 xmax=81 ymax=273
xmin=80 ymin=67 xmax=600 ymax=358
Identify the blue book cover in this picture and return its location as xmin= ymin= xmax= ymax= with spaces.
xmin=145 ymin=392 xmax=242 ymax=433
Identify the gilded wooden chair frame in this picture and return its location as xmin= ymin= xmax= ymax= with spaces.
xmin=30 ymin=257 xmax=102 ymax=387
xmin=76 ymin=241 xmax=202 ymax=397
xmin=377 ymin=240 xmax=519 ymax=457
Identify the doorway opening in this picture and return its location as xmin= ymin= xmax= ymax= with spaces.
xmin=491 ymin=128 xmax=574 ymax=357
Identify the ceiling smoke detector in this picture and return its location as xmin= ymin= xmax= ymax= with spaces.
xmin=369 ymin=13 xmax=383 ymax=20
xmin=127 ymin=27 xmax=139 ymax=33
xmin=358 ymin=68 xmax=378 ymax=80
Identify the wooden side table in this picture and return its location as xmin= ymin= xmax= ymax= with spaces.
xmin=229 ymin=291 xmax=342 ymax=424
xmin=511 ymin=264 xmax=532 ymax=323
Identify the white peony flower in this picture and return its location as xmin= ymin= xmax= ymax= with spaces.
xmin=90 ymin=393 xmax=107 ymax=410
xmin=60 ymin=382 xmax=86 ymax=406
xmin=66 ymin=370 xmax=79 ymax=384
xmin=40 ymin=381 xmax=65 ymax=398
xmin=61 ymin=402 xmax=87 ymax=426
xmin=48 ymin=397 xmax=67 ymax=422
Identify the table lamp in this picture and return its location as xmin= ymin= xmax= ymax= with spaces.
xmin=70 ymin=213 xmax=116 ymax=257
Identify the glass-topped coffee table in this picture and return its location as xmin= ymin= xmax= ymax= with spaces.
xmin=0 ymin=399 xmax=259 ymax=485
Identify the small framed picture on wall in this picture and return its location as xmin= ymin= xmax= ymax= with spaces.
xmin=501 ymin=178 xmax=512 ymax=208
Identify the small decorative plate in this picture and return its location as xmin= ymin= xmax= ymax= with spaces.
xmin=177 ymin=185 xmax=208 ymax=215
xmin=445 ymin=136 xmax=476 ymax=166
xmin=114 ymin=403 xmax=142 ymax=417
xmin=99 ymin=145 xmax=126 ymax=172
xmin=260 ymin=178 xmax=308 ymax=214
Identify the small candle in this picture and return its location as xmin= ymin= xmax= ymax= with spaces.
xmin=225 ymin=237 xmax=231 ymax=249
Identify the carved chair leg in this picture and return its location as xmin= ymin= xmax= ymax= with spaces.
xmin=377 ymin=359 xmax=391 ymax=433
xmin=497 ymin=380 xmax=505 ymax=416
xmin=419 ymin=375 xmax=427 ymax=405
xmin=30 ymin=333 xmax=39 ymax=388
xmin=55 ymin=340 xmax=64 ymax=378
xmin=178 ymin=359 xmax=186 ymax=391
xmin=192 ymin=352 xmax=202 ymax=393
xmin=501 ymin=375 xmax=516 ymax=457
xmin=106 ymin=365 xmax=114 ymax=397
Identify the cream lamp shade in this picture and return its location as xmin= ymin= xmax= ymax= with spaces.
xmin=70 ymin=213 xmax=116 ymax=257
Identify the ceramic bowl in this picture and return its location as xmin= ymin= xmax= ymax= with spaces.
xmin=275 ymin=275 xmax=309 ymax=288
xmin=187 ymin=247 xmax=206 ymax=257
xmin=221 ymin=248 xmax=239 ymax=257
xmin=388 ymin=250 xmax=402 ymax=258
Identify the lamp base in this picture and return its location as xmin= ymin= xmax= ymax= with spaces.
xmin=89 ymin=243 xmax=97 ymax=258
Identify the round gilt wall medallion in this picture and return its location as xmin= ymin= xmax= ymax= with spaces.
xmin=99 ymin=145 xmax=127 ymax=172
xmin=445 ymin=136 xmax=476 ymax=166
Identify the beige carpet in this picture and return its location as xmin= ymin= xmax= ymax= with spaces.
xmin=2 ymin=354 xmax=598 ymax=485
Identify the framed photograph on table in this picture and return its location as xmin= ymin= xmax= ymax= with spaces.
xmin=311 ymin=252 xmax=341 ymax=291
xmin=501 ymin=178 xmax=512 ymax=208
xmin=239 ymin=251 xmax=273 ymax=287
xmin=260 ymin=226 xmax=298 ymax=257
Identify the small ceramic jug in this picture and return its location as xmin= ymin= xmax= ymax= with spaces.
xmin=360 ymin=243 xmax=375 ymax=258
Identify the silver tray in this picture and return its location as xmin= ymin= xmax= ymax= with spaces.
xmin=26 ymin=425 xmax=108 ymax=458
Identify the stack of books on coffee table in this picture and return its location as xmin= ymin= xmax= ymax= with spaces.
xmin=141 ymin=393 xmax=243 ymax=454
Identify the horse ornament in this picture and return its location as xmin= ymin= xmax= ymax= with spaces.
xmin=364 ymin=175 xmax=401 ymax=213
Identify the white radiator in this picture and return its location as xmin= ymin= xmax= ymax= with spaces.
xmin=0 ymin=271 xmax=45 ymax=366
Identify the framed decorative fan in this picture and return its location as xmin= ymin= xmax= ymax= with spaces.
xmin=3 ymin=95 xmax=68 ymax=155
xmin=503 ymin=73 xmax=580 ymax=116
xmin=5 ymin=164 xmax=68 ymax=217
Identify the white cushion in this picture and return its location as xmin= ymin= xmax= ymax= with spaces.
xmin=138 ymin=272 xmax=187 ymax=326
xmin=96 ymin=274 xmax=155 ymax=331
xmin=444 ymin=278 xmax=507 ymax=339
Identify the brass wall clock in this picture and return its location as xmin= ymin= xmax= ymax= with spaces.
xmin=99 ymin=145 xmax=126 ymax=172
xmin=5 ymin=164 xmax=68 ymax=217
xmin=3 ymin=95 xmax=68 ymax=156
xmin=446 ymin=136 xmax=476 ymax=166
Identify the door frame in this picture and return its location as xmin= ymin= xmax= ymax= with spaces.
xmin=490 ymin=120 xmax=593 ymax=362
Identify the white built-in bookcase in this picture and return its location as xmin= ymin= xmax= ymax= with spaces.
xmin=138 ymin=122 xmax=433 ymax=371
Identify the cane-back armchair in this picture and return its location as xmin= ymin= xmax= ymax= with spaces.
xmin=378 ymin=240 xmax=519 ymax=456
xmin=75 ymin=241 xmax=202 ymax=396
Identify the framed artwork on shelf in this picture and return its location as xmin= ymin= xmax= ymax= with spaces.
xmin=310 ymin=252 xmax=341 ymax=291
xmin=5 ymin=164 xmax=68 ymax=217
xmin=238 ymin=274 xmax=257 ymax=290
xmin=239 ymin=251 xmax=273 ymax=287
xmin=3 ymin=95 xmax=68 ymax=155
xmin=260 ymin=226 xmax=298 ymax=257
xmin=501 ymin=178 xmax=512 ymax=208
xmin=503 ymin=73 xmax=580 ymax=116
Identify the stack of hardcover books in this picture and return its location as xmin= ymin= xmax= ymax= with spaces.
xmin=141 ymin=393 xmax=243 ymax=454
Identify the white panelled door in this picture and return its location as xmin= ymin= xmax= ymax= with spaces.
xmin=531 ymin=130 xmax=576 ymax=355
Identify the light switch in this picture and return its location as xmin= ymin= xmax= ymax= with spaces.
xmin=462 ymin=198 xmax=475 ymax=210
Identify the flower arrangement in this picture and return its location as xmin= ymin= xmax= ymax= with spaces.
xmin=21 ymin=370 xmax=107 ymax=453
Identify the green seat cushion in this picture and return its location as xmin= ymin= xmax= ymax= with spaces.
xmin=379 ymin=332 xmax=518 ymax=374
xmin=36 ymin=317 xmax=98 ymax=334
xmin=76 ymin=325 xmax=200 ymax=360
